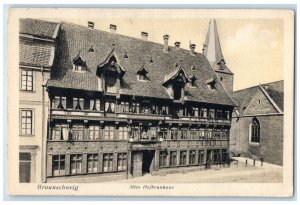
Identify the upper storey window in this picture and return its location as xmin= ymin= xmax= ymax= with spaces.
xmin=72 ymin=52 xmax=87 ymax=73
xmin=20 ymin=69 xmax=33 ymax=91
xmin=97 ymin=50 xmax=126 ymax=94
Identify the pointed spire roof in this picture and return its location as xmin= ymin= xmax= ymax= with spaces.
xmin=204 ymin=19 xmax=233 ymax=74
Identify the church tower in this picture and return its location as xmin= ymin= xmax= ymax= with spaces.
xmin=203 ymin=19 xmax=234 ymax=93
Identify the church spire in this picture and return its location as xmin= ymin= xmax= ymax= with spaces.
xmin=204 ymin=19 xmax=225 ymax=65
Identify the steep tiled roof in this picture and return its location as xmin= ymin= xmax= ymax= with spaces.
xmin=47 ymin=21 xmax=236 ymax=106
xmin=232 ymin=80 xmax=284 ymax=115
xmin=20 ymin=18 xmax=60 ymax=39
xmin=19 ymin=39 xmax=55 ymax=67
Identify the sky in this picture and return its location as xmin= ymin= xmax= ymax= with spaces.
xmin=58 ymin=16 xmax=284 ymax=91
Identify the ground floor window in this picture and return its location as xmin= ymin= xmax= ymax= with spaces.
xmin=87 ymin=154 xmax=98 ymax=173
xmin=117 ymin=153 xmax=127 ymax=171
xmin=170 ymin=151 xmax=177 ymax=167
xmin=52 ymin=155 xmax=65 ymax=176
xmin=189 ymin=150 xmax=196 ymax=165
xmin=103 ymin=153 xmax=113 ymax=172
xmin=159 ymin=151 xmax=168 ymax=167
xmin=179 ymin=151 xmax=187 ymax=166
xmin=19 ymin=153 xmax=31 ymax=183
xmin=198 ymin=150 xmax=205 ymax=165
xmin=213 ymin=150 xmax=220 ymax=164
xmin=70 ymin=154 xmax=82 ymax=174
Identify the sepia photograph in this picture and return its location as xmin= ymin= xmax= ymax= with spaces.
xmin=7 ymin=8 xmax=294 ymax=196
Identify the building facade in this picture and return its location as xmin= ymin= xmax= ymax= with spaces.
xmin=20 ymin=18 xmax=237 ymax=182
xmin=230 ymin=81 xmax=284 ymax=165
xmin=19 ymin=19 xmax=60 ymax=183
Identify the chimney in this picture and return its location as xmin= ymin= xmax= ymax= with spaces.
xmin=141 ymin=32 xmax=148 ymax=41
xmin=190 ymin=44 xmax=196 ymax=56
xmin=174 ymin=41 xmax=181 ymax=49
xmin=163 ymin=34 xmax=169 ymax=53
xmin=88 ymin=21 xmax=94 ymax=29
xmin=110 ymin=24 xmax=117 ymax=33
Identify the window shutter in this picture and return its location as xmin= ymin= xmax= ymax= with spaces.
xmin=54 ymin=96 xmax=60 ymax=109
xmin=90 ymin=99 xmax=95 ymax=110
xmin=96 ymin=100 xmax=100 ymax=111
xmin=79 ymin=98 xmax=84 ymax=110
xmin=61 ymin=97 xmax=66 ymax=109
xmin=73 ymin=98 xmax=78 ymax=109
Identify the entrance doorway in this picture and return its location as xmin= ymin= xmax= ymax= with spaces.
xmin=142 ymin=150 xmax=155 ymax=175
xmin=206 ymin=150 xmax=212 ymax=169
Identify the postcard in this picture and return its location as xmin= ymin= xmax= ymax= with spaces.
xmin=7 ymin=8 xmax=294 ymax=196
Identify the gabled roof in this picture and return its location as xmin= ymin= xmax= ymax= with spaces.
xmin=204 ymin=19 xmax=233 ymax=75
xmin=20 ymin=18 xmax=60 ymax=39
xmin=232 ymin=80 xmax=284 ymax=115
xmin=163 ymin=66 xmax=190 ymax=86
xmin=19 ymin=38 xmax=55 ymax=67
xmin=46 ymin=20 xmax=236 ymax=106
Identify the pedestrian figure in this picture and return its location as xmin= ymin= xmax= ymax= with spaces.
xmin=253 ymin=159 xmax=256 ymax=167
xmin=245 ymin=159 xmax=248 ymax=167
xmin=260 ymin=157 xmax=264 ymax=167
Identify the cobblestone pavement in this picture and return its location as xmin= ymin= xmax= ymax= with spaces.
xmin=112 ymin=162 xmax=283 ymax=183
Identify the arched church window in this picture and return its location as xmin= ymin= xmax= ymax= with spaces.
xmin=249 ymin=118 xmax=260 ymax=143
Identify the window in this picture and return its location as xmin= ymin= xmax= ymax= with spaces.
xmin=179 ymin=151 xmax=187 ymax=166
xmin=207 ymin=129 xmax=213 ymax=139
xmin=160 ymin=105 xmax=169 ymax=115
xmin=70 ymin=154 xmax=82 ymax=175
xmin=199 ymin=129 xmax=205 ymax=138
xmin=200 ymin=108 xmax=207 ymax=118
xmin=171 ymin=128 xmax=178 ymax=140
xmin=90 ymin=99 xmax=100 ymax=111
xmin=173 ymin=82 xmax=183 ymax=100
xmin=117 ymin=153 xmax=127 ymax=171
xmin=180 ymin=128 xmax=188 ymax=139
xmin=71 ymin=125 xmax=84 ymax=140
xmin=189 ymin=150 xmax=196 ymax=165
xmin=105 ymin=74 xmax=117 ymax=93
xmin=51 ymin=124 xmax=69 ymax=140
xmin=158 ymin=127 xmax=168 ymax=139
xmin=224 ymin=110 xmax=230 ymax=119
xmin=208 ymin=109 xmax=215 ymax=118
xmin=105 ymin=100 xmax=115 ymax=113
xmin=250 ymin=118 xmax=260 ymax=143
xmin=159 ymin=151 xmax=168 ymax=167
xmin=19 ymin=153 xmax=31 ymax=183
xmin=20 ymin=110 xmax=33 ymax=135
xmin=104 ymin=126 xmax=114 ymax=140
xmin=87 ymin=154 xmax=98 ymax=173
xmin=213 ymin=150 xmax=220 ymax=164
xmin=193 ymin=107 xmax=199 ymax=117
xmin=120 ymin=102 xmax=130 ymax=113
xmin=20 ymin=69 xmax=33 ymax=91
xmin=190 ymin=129 xmax=198 ymax=139
xmin=131 ymin=126 xmax=140 ymax=140
xmin=130 ymin=102 xmax=139 ymax=113
xmin=52 ymin=155 xmax=65 ymax=176
xmin=170 ymin=151 xmax=177 ymax=167
xmin=118 ymin=126 xmax=128 ymax=140
xmin=222 ymin=149 xmax=228 ymax=163
xmin=103 ymin=153 xmax=113 ymax=172
xmin=216 ymin=110 xmax=222 ymax=119
xmin=52 ymin=96 xmax=66 ymax=109
xmin=198 ymin=150 xmax=205 ymax=165
xmin=89 ymin=125 xmax=100 ymax=140
xmin=73 ymin=98 xmax=84 ymax=110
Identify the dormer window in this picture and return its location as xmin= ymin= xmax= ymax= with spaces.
xmin=73 ymin=52 xmax=87 ymax=73
xmin=136 ymin=65 xmax=149 ymax=81
xmin=218 ymin=59 xmax=226 ymax=70
xmin=163 ymin=66 xmax=190 ymax=101
xmin=97 ymin=49 xmax=126 ymax=94
xmin=189 ymin=75 xmax=197 ymax=87
xmin=88 ymin=45 xmax=95 ymax=53
xmin=206 ymin=78 xmax=216 ymax=90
